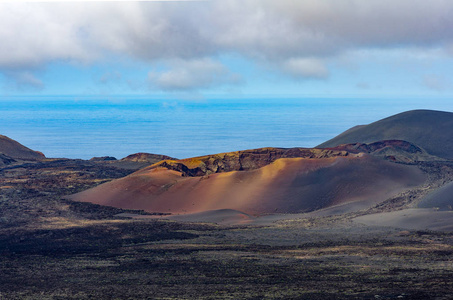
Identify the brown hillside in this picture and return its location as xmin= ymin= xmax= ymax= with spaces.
xmin=0 ymin=135 xmax=45 ymax=160
xmin=69 ymin=153 xmax=426 ymax=215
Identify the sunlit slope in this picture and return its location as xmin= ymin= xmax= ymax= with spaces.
xmin=318 ymin=110 xmax=453 ymax=160
xmin=69 ymin=154 xmax=426 ymax=215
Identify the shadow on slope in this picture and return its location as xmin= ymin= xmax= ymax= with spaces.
xmin=318 ymin=110 xmax=453 ymax=160
xmin=69 ymin=154 xmax=426 ymax=216
xmin=418 ymin=181 xmax=453 ymax=211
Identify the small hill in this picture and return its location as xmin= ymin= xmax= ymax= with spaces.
xmin=0 ymin=135 xmax=45 ymax=160
xmin=120 ymin=153 xmax=176 ymax=164
xmin=318 ymin=110 xmax=453 ymax=160
xmin=86 ymin=152 xmax=176 ymax=171
xmin=90 ymin=156 xmax=117 ymax=161
xmin=68 ymin=146 xmax=426 ymax=216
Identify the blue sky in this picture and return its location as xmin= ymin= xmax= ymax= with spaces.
xmin=1 ymin=0 xmax=453 ymax=100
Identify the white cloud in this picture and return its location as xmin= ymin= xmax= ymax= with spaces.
xmin=205 ymin=0 xmax=453 ymax=60
xmin=0 ymin=3 xmax=94 ymax=69
xmin=2 ymin=0 xmax=453 ymax=90
xmin=282 ymin=58 xmax=329 ymax=79
xmin=148 ymin=59 xmax=241 ymax=91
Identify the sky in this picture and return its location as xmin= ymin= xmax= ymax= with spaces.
xmin=1 ymin=0 xmax=453 ymax=100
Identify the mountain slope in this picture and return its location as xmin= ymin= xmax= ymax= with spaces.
xmin=418 ymin=181 xmax=453 ymax=211
xmin=68 ymin=150 xmax=426 ymax=215
xmin=318 ymin=110 xmax=453 ymax=159
xmin=0 ymin=135 xmax=45 ymax=160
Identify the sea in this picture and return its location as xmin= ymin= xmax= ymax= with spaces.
xmin=1 ymin=96 xmax=452 ymax=160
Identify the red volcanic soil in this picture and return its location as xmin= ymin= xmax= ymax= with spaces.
xmin=68 ymin=154 xmax=426 ymax=215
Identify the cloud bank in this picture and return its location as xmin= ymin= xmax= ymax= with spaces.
xmin=1 ymin=0 xmax=453 ymax=90
xmin=148 ymin=59 xmax=242 ymax=91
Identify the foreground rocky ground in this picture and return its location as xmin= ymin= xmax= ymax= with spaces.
xmin=1 ymin=158 xmax=453 ymax=299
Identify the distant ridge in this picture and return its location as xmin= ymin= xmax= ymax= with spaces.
xmin=0 ymin=135 xmax=45 ymax=160
xmin=318 ymin=109 xmax=453 ymax=160
xmin=120 ymin=153 xmax=176 ymax=164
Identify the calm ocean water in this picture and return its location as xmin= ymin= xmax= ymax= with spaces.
xmin=1 ymin=97 xmax=452 ymax=159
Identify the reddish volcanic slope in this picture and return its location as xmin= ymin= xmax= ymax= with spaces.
xmin=69 ymin=149 xmax=426 ymax=215
xmin=0 ymin=135 xmax=45 ymax=160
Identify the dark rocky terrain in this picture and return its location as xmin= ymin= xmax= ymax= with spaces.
xmin=1 ymin=110 xmax=453 ymax=299
xmin=121 ymin=152 xmax=177 ymax=163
